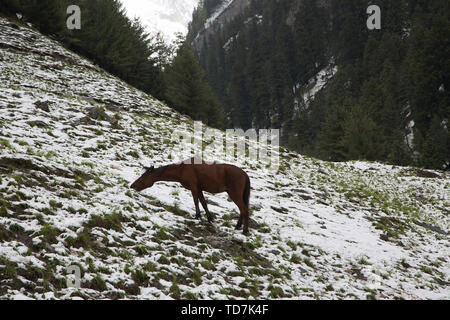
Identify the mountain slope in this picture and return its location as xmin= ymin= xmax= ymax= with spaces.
xmin=188 ymin=0 xmax=450 ymax=170
xmin=0 ymin=16 xmax=449 ymax=300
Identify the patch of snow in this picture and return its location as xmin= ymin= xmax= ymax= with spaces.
xmin=205 ymin=0 xmax=234 ymax=29
xmin=302 ymin=65 xmax=338 ymax=105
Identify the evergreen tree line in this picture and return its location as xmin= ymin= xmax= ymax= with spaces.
xmin=0 ymin=0 xmax=223 ymax=128
xmin=188 ymin=0 xmax=449 ymax=169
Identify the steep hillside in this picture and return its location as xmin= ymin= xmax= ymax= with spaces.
xmin=0 ymin=16 xmax=449 ymax=300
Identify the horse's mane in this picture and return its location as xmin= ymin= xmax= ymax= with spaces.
xmin=153 ymin=165 xmax=169 ymax=176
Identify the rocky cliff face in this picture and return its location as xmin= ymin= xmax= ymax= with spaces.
xmin=192 ymin=0 xmax=251 ymax=51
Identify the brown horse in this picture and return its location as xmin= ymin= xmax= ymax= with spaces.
xmin=130 ymin=158 xmax=251 ymax=234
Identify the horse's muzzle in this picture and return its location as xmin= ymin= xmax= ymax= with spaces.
xmin=130 ymin=183 xmax=140 ymax=191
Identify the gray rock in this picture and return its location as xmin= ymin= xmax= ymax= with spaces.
xmin=86 ymin=106 xmax=116 ymax=124
xmin=34 ymin=100 xmax=51 ymax=112
xmin=27 ymin=120 xmax=49 ymax=128
xmin=299 ymin=194 xmax=314 ymax=201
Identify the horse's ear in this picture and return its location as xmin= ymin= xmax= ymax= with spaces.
xmin=144 ymin=166 xmax=154 ymax=172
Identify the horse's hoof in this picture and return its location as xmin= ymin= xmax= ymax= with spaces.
xmin=235 ymin=224 xmax=242 ymax=230
xmin=243 ymin=229 xmax=249 ymax=236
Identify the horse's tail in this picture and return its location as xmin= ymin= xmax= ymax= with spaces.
xmin=243 ymin=174 xmax=251 ymax=211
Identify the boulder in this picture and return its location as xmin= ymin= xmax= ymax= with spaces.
xmin=34 ymin=100 xmax=51 ymax=112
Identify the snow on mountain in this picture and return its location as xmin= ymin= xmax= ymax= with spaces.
xmin=0 ymin=16 xmax=449 ymax=300
xmin=293 ymin=63 xmax=339 ymax=114
xmin=192 ymin=0 xmax=251 ymax=52
xmin=120 ymin=0 xmax=199 ymax=42
xmin=205 ymin=0 xmax=234 ymax=28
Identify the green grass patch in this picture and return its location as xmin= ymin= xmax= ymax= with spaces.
xmin=39 ymin=224 xmax=61 ymax=244
xmin=85 ymin=211 xmax=128 ymax=231
xmin=268 ymin=285 xmax=285 ymax=298
xmin=87 ymin=275 xmax=108 ymax=291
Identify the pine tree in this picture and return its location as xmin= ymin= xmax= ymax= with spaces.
xmin=165 ymin=43 xmax=223 ymax=128
xmin=340 ymin=105 xmax=387 ymax=161
xmin=0 ymin=0 xmax=20 ymax=14
xmin=293 ymin=0 xmax=327 ymax=83
xmin=20 ymin=0 xmax=64 ymax=35
xmin=330 ymin=0 xmax=368 ymax=64
xmin=420 ymin=115 xmax=450 ymax=169
xmin=406 ymin=1 xmax=450 ymax=168
xmin=63 ymin=0 xmax=166 ymax=99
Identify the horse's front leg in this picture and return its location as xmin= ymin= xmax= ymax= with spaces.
xmin=198 ymin=191 xmax=214 ymax=223
xmin=191 ymin=189 xmax=202 ymax=220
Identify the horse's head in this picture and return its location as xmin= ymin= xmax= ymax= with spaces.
xmin=130 ymin=166 xmax=156 ymax=191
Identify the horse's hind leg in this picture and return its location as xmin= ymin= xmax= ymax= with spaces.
xmin=237 ymin=204 xmax=249 ymax=235
xmin=227 ymin=191 xmax=241 ymax=229
xmin=235 ymin=215 xmax=243 ymax=230
xmin=242 ymin=209 xmax=249 ymax=235
xmin=227 ymin=190 xmax=248 ymax=234
xmin=198 ymin=191 xmax=214 ymax=223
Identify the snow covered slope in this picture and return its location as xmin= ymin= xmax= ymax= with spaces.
xmin=0 ymin=16 xmax=449 ymax=300
xmin=120 ymin=0 xmax=199 ymax=42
